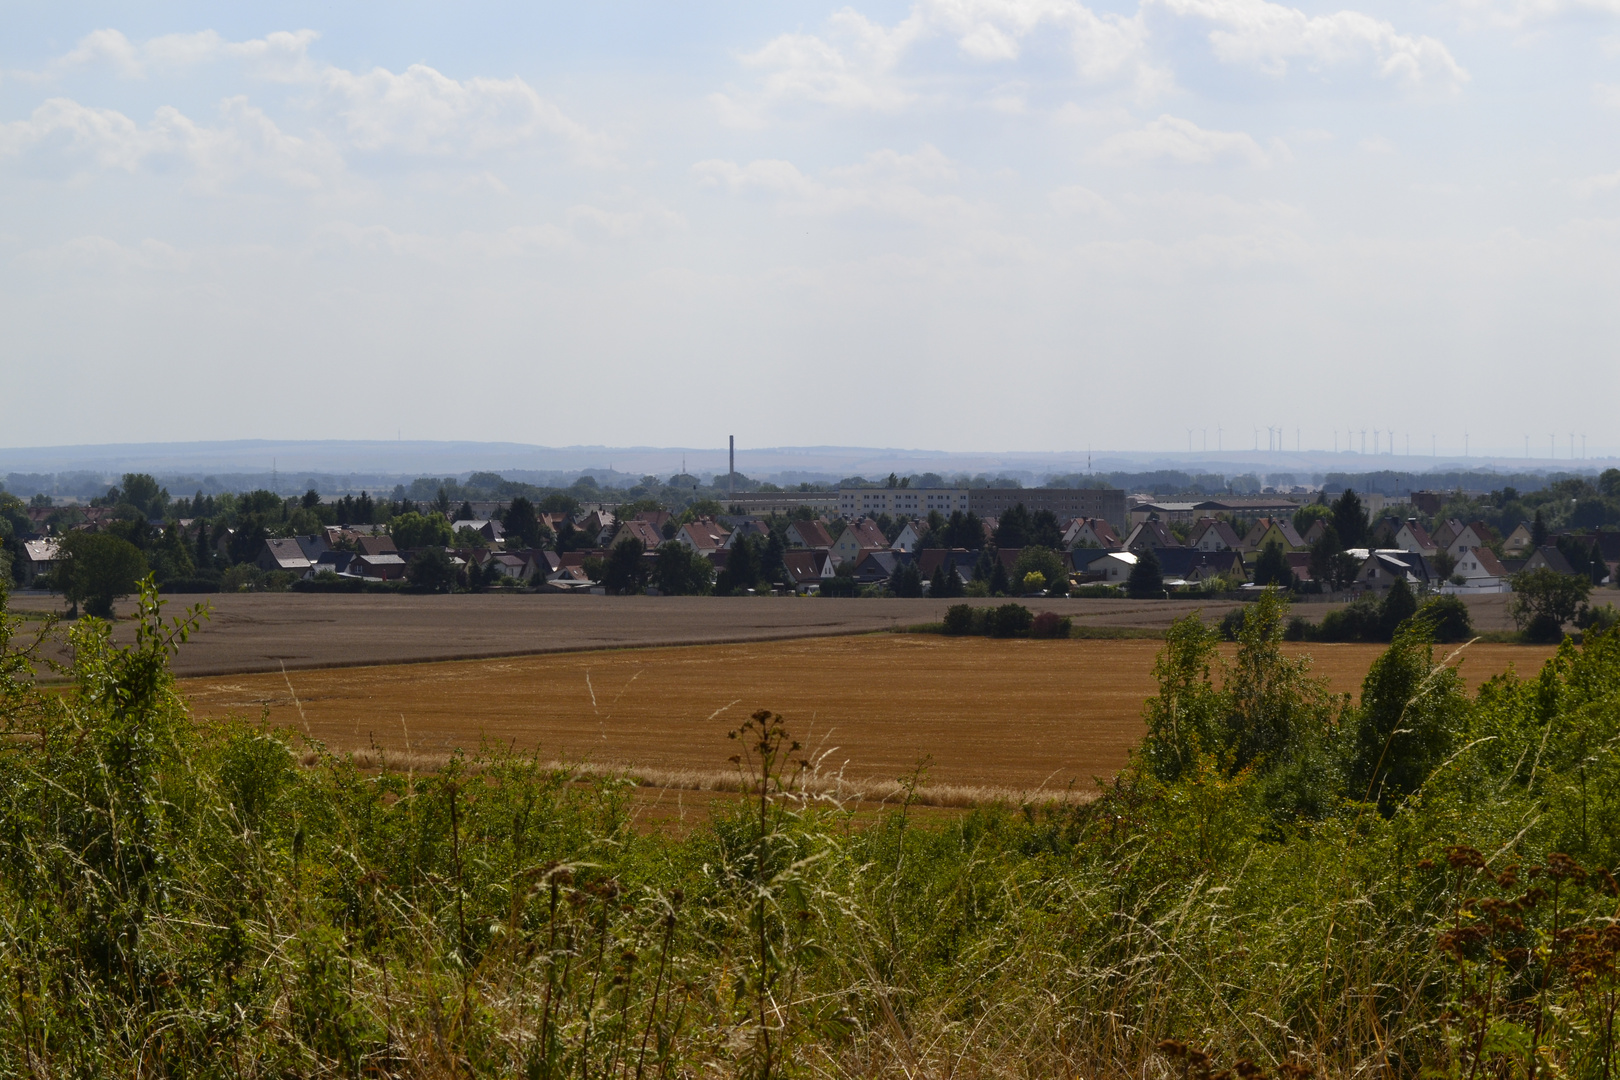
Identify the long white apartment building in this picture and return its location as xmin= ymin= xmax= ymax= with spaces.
xmin=839 ymin=488 xmax=972 ymax=518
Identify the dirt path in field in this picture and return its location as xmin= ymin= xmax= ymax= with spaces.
xmin=180 ymin=636 xmax=1557 ymax=796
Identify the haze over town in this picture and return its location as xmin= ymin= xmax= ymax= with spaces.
xmin=4 ymin=0 xmax=1619 ymax=454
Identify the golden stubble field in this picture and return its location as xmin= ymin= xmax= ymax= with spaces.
xmin=180 ymin=636 xmax=1558 ymax=801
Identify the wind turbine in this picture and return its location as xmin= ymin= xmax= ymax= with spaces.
xmin=1217 ymin=426 xmax=1222 ymax=452
xmin=1202 ymin=428 xmax=1207 ymax=452
xmin=1464 ymin=431 xmax=1469 ymax=458
xmin=1582 ymin=434 xmax=1587 ymax=459
xmin=1188 ymin=428 xmax=1194 ymax=453
xmin=1570 ymin=433 xmax=1576 ymax=459
xmin=1374 ymin=428 xmax=1381 ymax=456
xmin=1360 ymin=429 xmax=1367 ymax=455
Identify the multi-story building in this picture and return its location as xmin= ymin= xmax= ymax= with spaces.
xmin=838 ymin=488 xmax=971 ymax=518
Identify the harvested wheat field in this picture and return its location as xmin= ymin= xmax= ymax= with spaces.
xmin=181 ymin=635 xmax=1558 ymax=806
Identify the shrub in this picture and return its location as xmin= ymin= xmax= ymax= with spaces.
xmin=1417 ymin=595 xmax=1473 ymax=643
xmin=1317 ymin=598 xmax=1383 ymax=642
xmin=1030 ymin=611 xmax=1071 ymax=638
xmin=942 ymin=604 xmax=978 ymax=635
xmin=987 ymin=603 xmax=1033 ymax=638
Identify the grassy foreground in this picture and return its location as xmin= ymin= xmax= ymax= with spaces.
xmin=1 ymin=582 xmax=1618 ymax=1078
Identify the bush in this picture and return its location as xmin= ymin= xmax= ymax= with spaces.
xmin=1217 ymin=606 xmax=1247 ymax=641
xmin=988 ymin=603 xmax=1033 ymax=638
xmin=1317 ymin=598 xmax=1384 ymax=643
xmin=1030 ymin=611 xmax=1072 ymax=638
xmin=1524 ymin=612 xmax=1566 ymax=643
xmin=942 ymin=604 xmax=978 ymax=635
xmin=1417 ymin=595 xmax=1473 ymax=643
xmin=157 ymin=577 xmax=221 ymax=594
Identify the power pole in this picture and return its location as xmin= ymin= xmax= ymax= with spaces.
xmin=728 ymin=436 xmax=735 ymax=500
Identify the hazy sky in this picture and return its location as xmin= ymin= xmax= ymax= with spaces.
xmin=3 ymin=0 xmax=1618 ymax=458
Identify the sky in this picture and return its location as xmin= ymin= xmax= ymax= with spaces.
xmin=2 ymin=0 xmax=1618 ymax=460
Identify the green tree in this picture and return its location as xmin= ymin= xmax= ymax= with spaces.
xmin=1531 ymin=509 xmax=1548 ymax=548
xmin=1029 ymin=509 xmax=1064 ymax=549
xmin=993 ymin=504 xmax=1032 ymax=548
xmin=1013 ymin=546 xmax=1067 ymax=596
xmin=1509 ymin=568 xmax=1593 ymax=642
xmin=602 ymin=539 xmax=649 ymax=595
xmin=55 ymin=531 xmax=148 ymax=618
xmin=989 ymin=557 xmax=1010 ymax=596
xmin=1348 ymin=619 xmax=1464 ymax=811
xmin=407 ymin=547 xmax=458 ymax=592
xmin=501 ymin=497 xmax=549 ymax=549
xmin=1125 ymin=549 xmax=1165 ymax=599
xmin=890 ymin=561 xmax=924 ymax=598
xmin=389 ymin=512 xmax=453 ymax=549
xmin=119 ymin=473 xmax=168 ymax=519
xmin=1253 ymin=540 xmax=1294 ymax=589
xmin=1292 ymin=502 xmax=1332 ymax=538
xmin=652 ymin=541 xmax=712 ymax=596
xmin=1379 ymin=577 xmax=1418 ymax=639
xmin=1331 ymin=489 xmax=1368 ymax=549
xmin=930 ymin=556 xmax=966 ymax=598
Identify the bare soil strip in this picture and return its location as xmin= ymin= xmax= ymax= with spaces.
xmin=181 ymin=636 xmax=1556 ymax=799
xmin=15 ymin=590 xmax=1523 ymax=677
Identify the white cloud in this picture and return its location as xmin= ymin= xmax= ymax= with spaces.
xmin=693 ymin=146 xmax=976 ymax=225
xmin=1359 ymin=134 xmax=1396 ymax=154
xmin=1574 ymin=169 xmax=1620 ymax=197
xmin=1049 ymin=184 xmax=1124 ymax=219
xmin=716 ymin=0 xmax=1461 ymax=122
xmin=1097 ymin=114 xmax=1273 ymax=166
xmin=315 ymin=64 xmax=608 ymax=162
xmin=713 ymin=0 xmax=1165 ymax=122
xmin=7 ymin=28 xmax=608 ymax=166
xmin=1153 ymin=0 xmax=1468 ymax=89
xmin=13 ymin=28 xmax=321 ymax=82
xmin=0 ymin=96 xmax=342 ymax=190
xmin=1595 ymin=82 xmax=1620 ymax=109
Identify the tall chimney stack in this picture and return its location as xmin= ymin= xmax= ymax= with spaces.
xmin=729 ymin=436 xmax=735 ymax=499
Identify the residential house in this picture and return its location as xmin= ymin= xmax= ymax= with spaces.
xmin=722 ymin=519 xmax=771 ymax=549
xmin=18 ymin=538 xmax=59 ymax=586
xmin=357 ymin=535 xmax=400 ymax=557
xmin=1124 ymin=520 xmax=1179 ymax=553
xmin=486 ymin=553 xmax=533 ymax=582
xmin=915 ymin=548 xmax=976 ymax=587
xmin=1154 ymin=548 xmax=1246 ymax=584
xmin=1356 ymin=550 xmax=1432 ymax=591
xmin=1503 ymin=522 xmax=1536 ymax=557
xmin=1187 ymin=517 xmax=1241 ymax=552
xmin=1446 ymin=521 xmax=1495 ymax=560
xmin=676 ymin=518 xmax=730 ymax=555
xmin=1302 ymin=519 xmax=1328 ymax=547
xmin=1524 ymin=545 xmax=1576 ymax=576
xmin=1285 ymin=551 xmax=1314 ymax=584
xmin=891 ymin=520 xmax=931 ymax=554
xmin=1432 ymin=520 xmax=1464 ymax=553
xmin=353 ymin=552 xmax=408 ymax=581
xmin=312 ymin=550 xmax=360 ymax=577
xmin=611 ymin=519 xmax=665 ymax=550
xmin=633 ymin=509 xmax=673 ymax=535
xmin=831 ymin=518 xmax=887 ymax=566
xmin=451 ymin=519 xmax=506 ymax=545
xmin=1240 ymin=517 xmax=1305 ymax=554
xmin=1062 ymin=517 xmax=1121 ymax=551
xmin=1449 ymin=547 xmax=1510 ymax=592
xmin=258 ymin=537 xmax=314 ymax=576
xmin=785 ymin=520 xmax=834 ymax=550
xmin=851 ymin=550 xmax=902 ymax=586
xmin=1393 ymin=519 xmax=1438 ymax=557
xmin=577 ymin=510 xmax=617 ymax=546
xmin=782 ymin=550 xmax=836 ymax=591
xmin=1088 ymin=551 xmax=1138 ymax=584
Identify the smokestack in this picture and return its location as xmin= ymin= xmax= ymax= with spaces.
xmin=729 ymin=436 xmax=735 ymax=499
